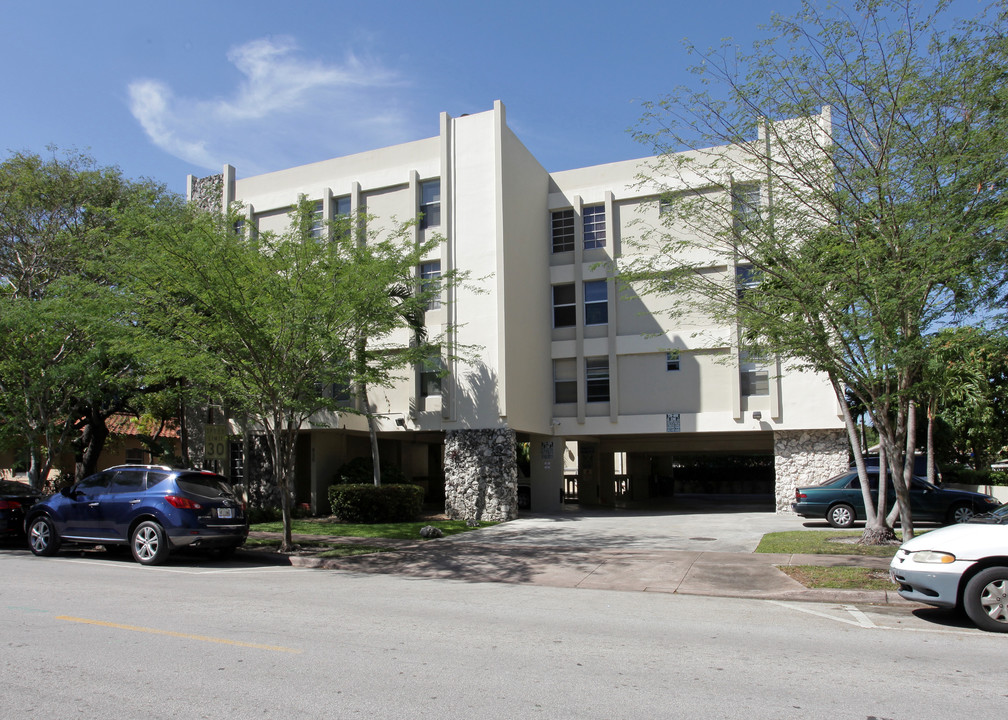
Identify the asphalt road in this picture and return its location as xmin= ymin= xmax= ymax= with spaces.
xmin=2 ymin=547 xmax=1004 ymax=719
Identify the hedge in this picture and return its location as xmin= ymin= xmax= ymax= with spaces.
xmin=327 ymin=483 xmax=424 ymax=523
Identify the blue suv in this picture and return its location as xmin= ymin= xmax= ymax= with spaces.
xmin=25 ymin=465 xmax=248 ymax=565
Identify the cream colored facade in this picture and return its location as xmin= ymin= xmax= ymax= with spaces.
xmin=188 ymin=100 xmax=845 ymax=515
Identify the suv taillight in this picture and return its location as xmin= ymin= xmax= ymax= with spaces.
xmin=164 ymin=495 xmax=202 ymax=510
xmin=0 ymin=500 xmax=21 ymax=510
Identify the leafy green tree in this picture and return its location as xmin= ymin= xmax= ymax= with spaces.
xmin=0 ymin=149 xmax=175 ymax=488
xmin=629 ymin=0 xmax=1008 ymax=541
xmin=121 ymin=200 xmax=448 ymax=548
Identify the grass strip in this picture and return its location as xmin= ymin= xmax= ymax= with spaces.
xmin=249 ymin=518 xmax=486 ymax=539
xmin=756 ymin=530 xmax=903 ymax=557
xmin=779 ymin=565 xmax=894 ymax=590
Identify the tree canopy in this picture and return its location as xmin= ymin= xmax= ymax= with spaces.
xmin=629 ymin=0 xmax=1008 ymax=541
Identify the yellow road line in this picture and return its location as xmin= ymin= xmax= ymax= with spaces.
xmin=56 ymin=616 xmax=301 ymax=654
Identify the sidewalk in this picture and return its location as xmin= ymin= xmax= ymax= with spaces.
xmin=240 ymin=505 xmax=913 ymax=606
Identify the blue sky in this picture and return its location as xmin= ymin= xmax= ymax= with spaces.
xmin=1 ymin=0 xmax=955 ymax=196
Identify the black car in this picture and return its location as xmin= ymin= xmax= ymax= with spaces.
xmin=792 ymin=470 xmax=1001 ymax=528
xmin=0 ymin=480 xmax=42 ymax=538
xmin=25 ymin=465 xmax=248 ymax=565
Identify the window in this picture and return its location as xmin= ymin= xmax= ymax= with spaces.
xmin=125 ymin=448 xmax=146 ymax=464
xmin=659 ymin=196 xmax=674 ymax=216
xmin=741 ymin=369 xmax=769 ymax=396
xmin=732 ymin=183 xmax=761 ymax=235
xmin=420 ymin=260 xmax=442 ymax=310
xmin=552 ymin=283 xmax=576 ymax=328
xmin=553 ymin=359 xmax=577 ymax=404
xmin=420 ymin=180 xmax=440 ymax=229
xmin=584 ymin=280 xmax=608 ymax=325
xmin=666 ymin=352 xmax=680 ymax=371
xmin=310 ymin=200 xmax=324 ymax=238
xmin=333 ymin=195 xmax=351 ymax=219
xmin=583 ymin=205 xmax=606 ymax=249
xmin=551 ymin=209 xmax=575 ymax=253
xmin=585 ymin=357 xmax=610 ymax=402
xmin=736 ymin=263 xmax=760 ymax=299
xmin=109 ymin=469 xmax=145 ymax=494
xmin=420 ymin=357 xmax=444 ymax=397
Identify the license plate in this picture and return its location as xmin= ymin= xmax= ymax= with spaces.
xmin=216 ymin=507 xmax=233 ymax=519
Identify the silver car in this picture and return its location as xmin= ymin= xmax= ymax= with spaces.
xmin=890 ymin=506 xmax=1008 ymax=632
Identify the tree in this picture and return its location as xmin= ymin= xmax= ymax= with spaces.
xmin=121 ymin=200 xmax=446 ymax=549
xmin=344 ymin=219 xmax=443 ymax=487
xmin=926 ymin=328 xmax=1008 ymax=470
xmin=0 ymin=149 xmax=176 ymax=488
xmin=628 ymin=0 xmax=1008 ymax=542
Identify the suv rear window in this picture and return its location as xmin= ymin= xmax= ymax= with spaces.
xmin=176 ymin=473 xmax=235 ymax=498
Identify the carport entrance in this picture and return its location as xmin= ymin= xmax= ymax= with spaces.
xmin=558 ymin=432 xmax=776 ymax=511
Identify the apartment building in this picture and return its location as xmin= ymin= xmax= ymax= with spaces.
xmin=187 ymin=100 xmax=847 ymax=520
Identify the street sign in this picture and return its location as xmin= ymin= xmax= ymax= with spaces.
xmin=205 ymin=424 xmax=229 ymax=460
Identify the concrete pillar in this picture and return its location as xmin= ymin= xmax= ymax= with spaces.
xmin=528 ymin=435 xmax=564 ymax=513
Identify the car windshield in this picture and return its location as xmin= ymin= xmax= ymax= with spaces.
xmin=819 ymin=472 xmax=853 ymax=487
xmin=176 ymin=473 xmax=235 ymax=499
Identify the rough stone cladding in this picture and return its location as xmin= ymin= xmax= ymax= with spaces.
xmin=444 ymin=428 xmax=518 ymax=522
xmin=774 ymin=429 xmax=848 ymax=513
xmin=190 ymin=174 xmax=224 ymax=214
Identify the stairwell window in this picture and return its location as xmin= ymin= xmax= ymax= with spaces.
xmin=420 ymin=180 xmax=441 ymax=229
xmin=420 ymin=260 xmax=442 ymax=310
xmin=310 ymin=200 xmax=324 ymax=238
xmin=553 ymin=359 xmax=577 ymax=404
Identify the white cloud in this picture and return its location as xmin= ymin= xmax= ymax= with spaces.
xmin=128 ymin=36 xmax=413 ymax=175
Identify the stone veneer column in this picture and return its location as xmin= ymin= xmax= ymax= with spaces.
xmin=774 ymin=429 xmax=848 ymax=514
xmin=444 ymin=428 xmax=518 ymax=522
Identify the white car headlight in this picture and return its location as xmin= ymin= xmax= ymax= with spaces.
xmin=911 ymin=551 xmax=956 ymax=564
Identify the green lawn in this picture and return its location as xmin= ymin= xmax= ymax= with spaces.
xmin=249 ymin=518 xmax=489 ymax=539
xmin=755 ymin=530 xmax=905 ymax=557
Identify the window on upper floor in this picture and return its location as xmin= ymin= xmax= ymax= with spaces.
xmin=736 ymin=263 xmax=760 ymax=299
xmin=583 ymin=205 xmax=606 ymax=249
xmin=310 ymin=200 xmax=324 ymax=239
xmin=420 ymin=180 xmax=441 ymax=229
xmin=420 ymin=260 xmax=442 ymax=310
xmin=741 ymin=369 xmax=769 ymax=396
xmin=553 ymin=359 xmax=577 ymax=404
xmin=331 ymin=195 xmax=352 ymax=240
xmin=666 ymin=352 xmax=680 ymax=371
xmin=732 ymin=183 xmax=761 ymax=236
xmin=420 ymin=356 xmax=444 ymax=398
xmin=584 ymin=280 xmax=608 ymax=325
xmin=585 ymin=357 xmax=610 ymax=402
xmin=551 ymin=209 xmax=575 ymax=253
xmin=553 ymin=283 xmax=576 ymax=328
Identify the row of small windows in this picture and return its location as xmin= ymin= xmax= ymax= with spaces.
xmin=552 ymin=280 xmax=608 ymax=328
xmin=553 ymin=353 xmax=766 ymax=406
xmin=551 ymin=205 xmax=605 ymax=253
xmin=306 ymin=180 xmax=440 ymax=240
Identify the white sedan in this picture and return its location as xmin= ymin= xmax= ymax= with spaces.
xmin=890 ymin=507 xmax=1008 ymax=632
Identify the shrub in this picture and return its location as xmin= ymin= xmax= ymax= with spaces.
xmin=328 ymin=483 xmax=424 ymax=523
xmin=334 ymin=456 xmax=408 ymax=485
xmin=942 ymin=465 xmax=1008 ymax=487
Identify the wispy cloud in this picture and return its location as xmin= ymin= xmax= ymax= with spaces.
xmin=128 ymin=36 xmax=414 ymax=175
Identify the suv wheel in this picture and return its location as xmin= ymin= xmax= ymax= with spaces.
xmin=27 ymin=516 xmax=60 ymax=556
xmin=131 ymin=521 xmax=169 ymax=565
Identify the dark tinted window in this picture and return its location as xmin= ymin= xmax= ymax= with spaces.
xmin=108 ymin=470 xmax=145 ymax=494
xmin=176 ymin=473 xmax=234 ymax=499
xmin=76 ymin=473 xmax=112 ymax=493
